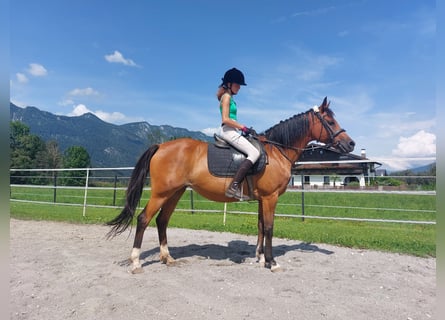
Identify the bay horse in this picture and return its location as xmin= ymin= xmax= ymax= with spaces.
xmin=107 ymin=97 xmax=355 ymax=273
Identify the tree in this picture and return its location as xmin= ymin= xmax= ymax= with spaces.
xmin=10 ymin=121 xmax=30 ymax=150
xmin=60 ymin=146 xmax=91 ymax=186
xmin=330 ymin=175 xmax=340 ymax=187
xmin=33 ymin=140 xmax=63 ymax=185
xmin=10 ymin=122 xmax=46 ymax=168
xmin=37 ymin=140 xmax=62 ymax=169
xmin=10 ymin=121 xmax=46 ymax=184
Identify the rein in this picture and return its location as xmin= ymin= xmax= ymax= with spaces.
xmin=251 ymin=136 xmax=323 ymax=164
xmin=265 ymin=140 xmax=303 ymax=164
xmin=252 ymin=107 xmax=345 ymax=164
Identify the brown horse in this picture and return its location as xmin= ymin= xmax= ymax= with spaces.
xmin=107 ymin=97 xmax=355 ymax=273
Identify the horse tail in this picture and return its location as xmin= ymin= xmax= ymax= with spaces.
xmin=106 ymin=144 xmax=160 ymax=239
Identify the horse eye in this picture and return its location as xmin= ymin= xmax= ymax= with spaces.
xmin=328 ymin=121 xmax=335 ymax=126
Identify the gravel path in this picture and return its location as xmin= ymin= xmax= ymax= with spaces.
xmin=10 ymin=219 xmax=436 ymax=320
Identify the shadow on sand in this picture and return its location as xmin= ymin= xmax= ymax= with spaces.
xmin=139 ymin=240 xmax=334 ymax=267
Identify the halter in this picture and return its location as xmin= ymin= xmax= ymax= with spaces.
xmin=311 ymin=106 xmax=346 ymax=148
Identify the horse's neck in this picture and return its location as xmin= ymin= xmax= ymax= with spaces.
xmin=287 ymin=134 xmax=312 ymax=163
xmin=264 ymin=112 xmax=313 ymax=163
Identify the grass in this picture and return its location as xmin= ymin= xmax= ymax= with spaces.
xmin=10 ymin=186 xmax=436 ymax=258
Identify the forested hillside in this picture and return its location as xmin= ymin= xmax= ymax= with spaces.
xmin=10 ymin=103 xmax=211 ymax=167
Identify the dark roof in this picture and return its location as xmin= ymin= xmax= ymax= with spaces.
xmin=292 ymin=143 xmax=381 ymax=175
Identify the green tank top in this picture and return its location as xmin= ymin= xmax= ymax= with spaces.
xmin=219 ymin=93 xmax=237 ymax=121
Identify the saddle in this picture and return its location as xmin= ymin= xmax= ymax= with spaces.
xmin=207 ymin=134 xmax=268 ymax=178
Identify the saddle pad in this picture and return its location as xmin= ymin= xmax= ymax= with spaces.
xmin=207 ymin=141 xmax=267 ymax=177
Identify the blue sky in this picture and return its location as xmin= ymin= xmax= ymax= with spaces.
xmin=10 ymin=0 xmax=436 ymax=170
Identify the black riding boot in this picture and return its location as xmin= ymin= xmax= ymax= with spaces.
xmin=225 ymin=159 xmax=253 ymax=199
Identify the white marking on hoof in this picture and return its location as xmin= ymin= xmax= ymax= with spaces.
xmin=160 ymin=244 xmax=176 ymax=265
xmin=130 ymin=248 xmax=142 ymax=273
xmin=271 ymin=263 xmax=282 ymax=273
xmin=165 ymin=255 xmax=176 ymax=265
xmin=258 ymin=254 xmax=266 ymax=267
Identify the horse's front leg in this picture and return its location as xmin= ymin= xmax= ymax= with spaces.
xmin=260 ymin=195 xmax=281 ymax=272
xmin=256 ymin=202 xmax=265 ymax=265
xmin=264 ymin=221 xmax=280 ymax=272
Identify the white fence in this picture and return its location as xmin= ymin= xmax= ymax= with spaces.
xmin=10 ymin=167 xmax=436 ymax=225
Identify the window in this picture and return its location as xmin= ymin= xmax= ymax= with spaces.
xmin=323 ymin=176 xmax=330 ymax=185
xmin=343 ymin=176 xmax=359 ymax=185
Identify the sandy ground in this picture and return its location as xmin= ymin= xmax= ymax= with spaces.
xmin=10 ymin=219 xmax=435 ymax=320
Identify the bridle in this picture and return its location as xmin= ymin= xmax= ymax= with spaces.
xmin=252 ymin=106 xmax=347 ymax=164
xmin=311 ymin=106 xmax=346 ymax=149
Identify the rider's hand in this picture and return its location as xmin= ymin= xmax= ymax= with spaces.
xmin=241 ymin=126 xmax=256 ymax=136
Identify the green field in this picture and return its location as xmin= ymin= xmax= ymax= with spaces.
xmin=10 ymin=186 xmax=436 ymax=257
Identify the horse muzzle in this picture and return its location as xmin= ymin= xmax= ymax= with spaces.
xmin=334 ymin=138 xmax=355 ymax=154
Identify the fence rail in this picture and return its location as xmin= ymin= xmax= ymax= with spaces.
xmin=10 ymin=167 xmax=436 ymax=225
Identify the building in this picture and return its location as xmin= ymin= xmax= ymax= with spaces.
xmin=290 ymin=144 xmax=381 ymax=188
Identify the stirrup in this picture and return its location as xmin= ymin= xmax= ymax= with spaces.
xmin=225 ymin=184 xmax=250 ymax=201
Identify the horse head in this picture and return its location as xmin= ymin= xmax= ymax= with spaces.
xmin=310 ymin=97 xmax=355 ymax=153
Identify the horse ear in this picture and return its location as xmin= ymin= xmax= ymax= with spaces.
xmin=320 ymin=96 xmax=328 ymax=111
xmin=322 ymin=96 xmax=328 ymax=105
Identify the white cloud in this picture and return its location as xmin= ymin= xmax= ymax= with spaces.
xmin=68 ymin=104 xmax=91 ymax=116
xmin=67 ymin=104 xmax=133 ymax=124
xmin=27 ymin=63 xmax=48 ymax=76
xmin=95 ymin=110 xmax=126 ymax=123
xmin=16 ymin=73 xmax=28 ymax=83
xmin=68 ymin=87 xmax=99 ymax=96
xmin=104 ymin=50 xmax=137 ymax=67
xmin=392 ymin=130 xmax=436 ymax=157
xmin=58 ymin=99 xmax=74 ymax=106
xmin=59 ymin=88 xmax=100 ymax=108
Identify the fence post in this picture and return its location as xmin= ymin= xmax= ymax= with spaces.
xmin=53 ymin=171 xmax=57 ymax=203
xmin=190 ymin=189 xmax=194 ymax=214
xmin=113 ymin=175 xmax=117 ymax=206
xmin=82 ymin=168 xmax=90 ymax=217
xmin=301 ymin=174 xmax=305 ymax=222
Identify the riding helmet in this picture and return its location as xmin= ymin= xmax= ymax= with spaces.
xmin=221 ymin=68 xmax=247 ymax=86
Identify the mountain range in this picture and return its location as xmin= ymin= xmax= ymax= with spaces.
xmin=9 ymin=103 xmax=212 ymax=167
xmin=9 ymin=103 xmax=435 ymax=174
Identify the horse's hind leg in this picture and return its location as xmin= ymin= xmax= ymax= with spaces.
xmin=156 ymin=187 xmax=186 ymax=265
xmin=130 ymin=197 xmax=165 ymax=273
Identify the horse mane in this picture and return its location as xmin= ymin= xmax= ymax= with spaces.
xmin=262 ymin=107 xmax=336 ymax=146
xmin=262 ymin=111 xmax=310 ymax=146
xmin=264 ymin=112 xmax=309 ymax=146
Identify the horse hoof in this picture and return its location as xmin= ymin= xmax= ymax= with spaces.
xmin=257 ymin=254 xmax=266 ymax=267
xmin=166 ymin=260 xmax=176 ymax=266
xmin=130 ymin=267 xmax=144 ymax=274
xmin=161 ymin=255 xmax=176 ymax=265
xmin=270 ymin=264 xmax=282 ymax=273
xmin=264 ymin=260 xmax=281 ymax=272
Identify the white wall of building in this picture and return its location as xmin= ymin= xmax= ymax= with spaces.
xmin=290 ymin=174 xmax=366 ymax=187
